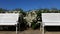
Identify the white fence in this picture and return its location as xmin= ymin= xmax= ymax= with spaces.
xmin=0 ymin=13 xmax=19 ymax=25
xmin=42 ymin=13 xmax=60 ymax=34
xmin=0 ymin=13 xmax=19 ymax=34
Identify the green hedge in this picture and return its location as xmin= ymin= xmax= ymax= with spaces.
xmin=31 ymin=22 xmax=40 ymax=29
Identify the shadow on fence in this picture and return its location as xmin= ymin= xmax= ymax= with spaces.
xmin=45 ymin=26 xmax=60 ymax=32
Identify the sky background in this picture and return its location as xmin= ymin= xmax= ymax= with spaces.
xmin=0 ymin=0 xmax=60 ymax=11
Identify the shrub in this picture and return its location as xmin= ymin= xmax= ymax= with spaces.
xmin=31 ymin=22 xmax=40 ymax=30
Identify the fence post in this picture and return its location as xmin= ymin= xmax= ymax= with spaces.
xmin=16 ymin=24 xmax=18 ymax=34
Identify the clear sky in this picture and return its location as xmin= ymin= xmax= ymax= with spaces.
xmin=0 ymin=0 xmax=60 ymax=11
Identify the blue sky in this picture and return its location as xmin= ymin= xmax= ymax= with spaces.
xmin=0 ymin=0 xmax=60 ymax=11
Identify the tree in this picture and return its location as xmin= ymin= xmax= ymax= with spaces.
xmin=13 ymin=8 xmax=26 ymax=17
xmin=17 ymin=14 xmax=28 ymax=31
xmin=51 ymin=8 xmax=58 ymax=13
xmin=20 ymin=11 xmax=26 ymax=17
xmin=0 ymin=8 xmax=8 ymax=13
xmin=13 ymin=8 xmax=23 ymax=11
xmin=36 ymin=9 xmax=42 ymax=22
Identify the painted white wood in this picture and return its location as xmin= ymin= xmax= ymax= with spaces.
xmin=0 ymin=13 xmax=19 ymax=25
xmin=42 ymin=13 xmax=60 ymax=34
xmin=0 ymin=13 xmax=19 ymax=34
xmin=42 ymin=13 xmax=60 ymax=26
xmin=16 ymin=25 xmax=18 ymax=34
